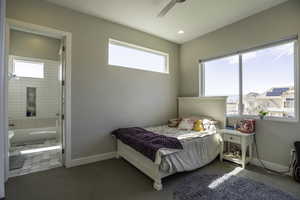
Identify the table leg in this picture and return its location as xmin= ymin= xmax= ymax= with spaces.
xmin=249 ymin=141 xmax=253 ymax=160
xmin=241 ymin=138 xmax=247 ymax=168
xmin=220 ymin=140 xmax=224 ymax=162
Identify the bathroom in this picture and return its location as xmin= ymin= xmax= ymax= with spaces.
xmin=8 ymin=29 xmax=64 ymax=177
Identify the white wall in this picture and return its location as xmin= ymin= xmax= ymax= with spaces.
xmin=0 ymin=0 xmax=6 ymax=198
xmin=8 ymin=56 xmax=60 ymax=121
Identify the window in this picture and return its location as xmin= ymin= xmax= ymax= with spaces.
xmin=242 ymin=43 xmax=295 ymax=118
xmin=108 ymin=39 xmax=169 ymax=73
xmin=202 ymin=39 xmax=297 ymax=120
xmin=203 ymin=55 xmax=239 ymax=115
xmin=13 ymin=59 xmax=44 ymax=78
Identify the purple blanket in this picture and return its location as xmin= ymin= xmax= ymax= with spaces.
xmin=112 ymin=127 xmax=183 ymax=162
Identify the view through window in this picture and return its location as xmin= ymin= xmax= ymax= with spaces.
xmin=204 ymin=55 xmax=239 ymax=115
xmin=203 ymin=41 xmax=296 ymax=118
xmin=13 ymin=59 xmax=44 ymax=79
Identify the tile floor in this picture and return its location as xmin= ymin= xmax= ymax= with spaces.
xmin=9 ymin=140 xmax=62 ymax=177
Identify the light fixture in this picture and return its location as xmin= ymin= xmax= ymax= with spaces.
xmin=178 ymin=30 xmax=184 ymax=34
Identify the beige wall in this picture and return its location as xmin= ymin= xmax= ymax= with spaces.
xmin=7 ymin=0 xmax=179 ymax=159
xmin=10 ymin=30 xmax=60 ymax=61
xmin=180 ymin=1 xmax=300 ymax=166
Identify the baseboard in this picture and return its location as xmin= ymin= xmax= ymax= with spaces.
xmin=66 ymin=151 xmax=117 ymax=168
xmin=250 ymin=158 xmax=290 ymax=175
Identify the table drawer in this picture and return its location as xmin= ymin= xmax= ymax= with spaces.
xmin=223 ymin=134 xmax=241 ymax=143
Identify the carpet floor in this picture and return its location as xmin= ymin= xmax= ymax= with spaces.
xmin=5 ymin=158 xmax=300 ymax=200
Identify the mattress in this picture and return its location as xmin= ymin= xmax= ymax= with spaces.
xmin=145 ymin=125 xmax=221 ymax=174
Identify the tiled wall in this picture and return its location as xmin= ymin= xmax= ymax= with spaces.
xmin=9 ymin=118 xmax=57 ymax=130
xmin=8 ymin=56 xmax=60 ymax=128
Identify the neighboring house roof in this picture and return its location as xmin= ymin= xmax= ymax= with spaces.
xmin=266 ymin=87 xmax=290 ymax=97
xmin=246 ymin=92 xmax=260 ymax=97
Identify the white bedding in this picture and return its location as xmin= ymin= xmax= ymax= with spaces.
xmin=145 ymin=125 xmax=221 ymax=174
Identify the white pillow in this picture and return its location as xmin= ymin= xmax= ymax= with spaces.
xmin=203 ymin=119 xmax=218 ymax=131
xmin=177 ymin=118 xmax=194 ymax=130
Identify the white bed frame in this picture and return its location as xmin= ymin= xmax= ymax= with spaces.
xmin=115 ymin=97 xmax=227 ymax=190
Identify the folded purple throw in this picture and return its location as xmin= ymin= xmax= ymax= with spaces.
xmin=112 ymin=127 xmax=183 ymax=161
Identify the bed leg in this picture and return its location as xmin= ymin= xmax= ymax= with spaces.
xmin=153 ymin=179 xmax=162 ymax=191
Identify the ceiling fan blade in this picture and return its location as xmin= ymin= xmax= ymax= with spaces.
xmin=158 ymin=0 xmax=177 ymax=17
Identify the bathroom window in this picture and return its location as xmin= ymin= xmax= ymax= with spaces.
xmin=108 ymin=39 xmax=169 ymax=73
xmin=13 ymin=58 xmax=44 ymax=78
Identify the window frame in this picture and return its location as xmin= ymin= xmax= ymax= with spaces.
xmin=11 ymin=56 xmax=45 ymax=79
xmin=200 ymin=38 xmax=299 ymax=122
xmin=108 ymin=38 xmax=169 ymax=74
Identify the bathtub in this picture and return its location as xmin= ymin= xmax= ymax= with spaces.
xmin=10 ymin=127 xmax=59 ymax=146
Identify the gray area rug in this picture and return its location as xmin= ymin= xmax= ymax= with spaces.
xmin=173 ymin=174 xmax=299 ymax=200
xmin=9 ymin=155 xmax=26 ymax=170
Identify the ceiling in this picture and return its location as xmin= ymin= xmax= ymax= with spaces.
xmin=45 ymin=0 xmax=288 ymax=44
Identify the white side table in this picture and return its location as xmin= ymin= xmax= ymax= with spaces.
xmin=219 ymin=129 xmax=255 ymax=168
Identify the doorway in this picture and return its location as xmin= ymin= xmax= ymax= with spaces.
xmin=4 ymin=19 xmax=72 ymax=179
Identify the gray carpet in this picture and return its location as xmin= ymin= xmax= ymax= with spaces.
xmin=5 ymin=159 xmax=300 ymax=200
xmin=9 ymin=155 xmax=26 ymax=170
xmin=174 ymin=174 xmax=299 ymax=200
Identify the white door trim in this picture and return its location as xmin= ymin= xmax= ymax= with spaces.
xmin=0 ymin=0 xmax=6 ymax=198
xmin=4 ymin=18 xmax=72 ymax=181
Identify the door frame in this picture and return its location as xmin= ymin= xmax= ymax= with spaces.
xmin=0 ymin=0 xmax=6 ymax=198
xmin=4 ymin=18 xmax=72 ymax=181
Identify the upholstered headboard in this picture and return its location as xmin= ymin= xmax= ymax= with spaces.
xmin=178 ymin=97 xmax=227 ymax=129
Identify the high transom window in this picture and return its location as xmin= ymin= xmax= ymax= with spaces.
xmin=108 ymin=39 xmax=169 ymax=74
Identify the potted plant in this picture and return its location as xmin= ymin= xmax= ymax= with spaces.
xmin=258 ymin=110 xmax=268 ymax=119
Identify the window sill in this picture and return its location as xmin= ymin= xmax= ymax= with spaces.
xmin=108 ymin=63 xmax=169 ymax=74
xmin=226 ymin=115 xmax=299 ymax=123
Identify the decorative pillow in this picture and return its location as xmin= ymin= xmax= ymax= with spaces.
xmin=202 ymin=119 xmax=218 ymax=131
xmin=178 ymin=118 xmax=194 ymax=130
xmin=193 ymin=120 xmax=204 ymax=132
xmin=168 ymin=118 xmax=181 ymax=127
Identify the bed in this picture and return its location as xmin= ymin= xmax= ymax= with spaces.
xmin=114 ymin=97 xmax=227 ymax=190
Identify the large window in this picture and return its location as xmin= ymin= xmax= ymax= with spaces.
xmin=108 ymin=39 xmax=169 ymax=73
xmin=13 ymin=58 xmax=44 ymax=78
xmin=204 ymin=55 xmax=239 ymax=115
xmin=202 ymin=40 xmax=297 ymax=120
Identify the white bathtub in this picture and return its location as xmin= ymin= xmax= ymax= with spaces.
xmin=10 ymin=127 xmax=59 ymax=146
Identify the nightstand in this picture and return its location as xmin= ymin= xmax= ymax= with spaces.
xmin=219 ymin=129 xmax=255 ymax=168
